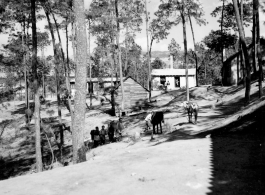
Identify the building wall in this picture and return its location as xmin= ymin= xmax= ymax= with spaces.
xmin=115 ymin=78 xmax=148 ymax=110
xmin=179 ymin=76 xmax=196 ymax=88
xmin=152 ymin=75 xmax=196 ymax=90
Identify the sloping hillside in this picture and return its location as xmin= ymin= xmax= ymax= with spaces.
xmin=0 ymin=82 xmax=265 ymax=195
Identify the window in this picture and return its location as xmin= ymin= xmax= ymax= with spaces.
xmin=160 ymin=76 xmax=166 ymax=85
xmin=99 ymin=82 xmax=104 ymax=88
xmin=175 ymin=77 xmax=180 ymax=87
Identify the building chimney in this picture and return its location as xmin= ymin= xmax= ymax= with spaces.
xmin=170 ymin=54 xmax=174 ymax=69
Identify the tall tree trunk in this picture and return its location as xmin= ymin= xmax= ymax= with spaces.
xmin=236 ymin=43 xmax=240 ymax=85
xmin=115 ymin=0 xmax=125 ymax=113
xmin=31 ymin=0 xmax=42 ymax=172
xmin=254 ymin=0 xmax=263 ymax=97
xmin=51 ymin=9 xmax=74 ymax=112
xmin=65 ymin=18 xmax=74 ymax=125
xmin=233 ymin=0 xmax=251 ymax=104
xmin=188 ymin=12 xmax=198 ymax=87
xmin=72 ymin=0 xmax=87 ymax=164
xmin=181 ymin=1 xmax=189 ymax=101
xmin=41 ymin=47 xmax=45 ymax=97
xmin=22 ymin=19 xmax=29 ymax=109
xmin=87 ymin=20 xmax=93 ymax=108
xmin=252 ymin=0 xmax=257 ymax=75
xmin=145 ymin=0 xmax=151 ymax=101
xmin=149 ymin=37 xmax=154 ymax=60
xmin=110 ymin=48 xmax=115 ymax=116
xmin=109 ymin=2 xmax=116 ymax=116
xmin=221 ymin=0 xmax=225 ymax=84
xmin=71 ymin=22 xmax=76 ymax=62
xmin=124 ymin=25 xmax=128 ymax=76
xmin=43 ymin=7 xmax=64 ymax=158
xmin=240 ymin=0 xmax=246 ymax=87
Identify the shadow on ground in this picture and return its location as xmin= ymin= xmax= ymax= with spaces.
xmin=205 ymin=106 xmax=265 ymax=195
xmin=150 ymin=104 xmax=265 ymax=195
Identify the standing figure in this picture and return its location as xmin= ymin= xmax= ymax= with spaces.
xmin=93 ymin=127 xmax=100 ymax=148
xmin=100 ymin=125 xmax=106 ymax=145
xmin=144 ymin=111 xmax=153 ymax=131
xmin=166 ymin=81 xmax=170 ymax=92
xmin=108 ymin=122 xmax=115 ymax=143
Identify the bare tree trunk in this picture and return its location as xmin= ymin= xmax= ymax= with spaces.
xmin=71 ymin=22 xmax=76 ymax=62
xmin=109 ymin=2 xmax=116 ymax=116
xmin=41 ymin=48 xmax=45 ymax=97
xmin=51 ymin=10 xmax=74 ymax=110
xmin=149 ymin=37 xmax=154 ymax=60
xmin=240 ymin=0 xmax=246 ymax=87
xmin=252 ymin=0 xmax=257 ymax=74
xmin=237 ymin=44 xmax=240 ymax=85
xmin=86 ymin=20 xmax=92 ymax=108
xmin=65 ymin=19 xmax=74 ymax=142
xmin=221 ymin=0 xmax=225 ymax=84
xmin=43 ymin=7 xmax=64 ymax=158
xmin=72 ymin=0 xmax=87 ymax=164
xmin=22 ymin=20 xmax=29 ymax=109
xmin=115 ymin=0 xmax=125 ymax=113
xmin=180 ymin=1 xmax=189 ymax=101
xmin=188 ymin=12 xmax=198 ymax=87
xmin=233 ymin=0 xmax=251 ymax=104
xmin=65 ymin=18 xmax=74 ymax=117
xmin=145 ymin=0 xmax=151 ymax=101
xmin=31 ymin=0 xmax=42 ymax=172
xmin=254 ymin=0 xmax=263 ymax=97
xmin=124 ymin=25 xmax=128 ymax=76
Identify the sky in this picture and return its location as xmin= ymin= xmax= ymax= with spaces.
xmin=0 ymin=0 xmax=265 ymax=57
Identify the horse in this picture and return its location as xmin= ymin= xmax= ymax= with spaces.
xmin=151 ymin=112 xmax=164 ymax=134
xmin=180 ymin=101 xmax=199 ymax=124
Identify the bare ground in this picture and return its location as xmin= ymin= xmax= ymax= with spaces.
xmin=0 ymin=82 xmax=265 ymax=195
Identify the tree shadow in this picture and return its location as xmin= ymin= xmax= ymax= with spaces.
xmin=205 ymin=106 xmax=265 ymax=195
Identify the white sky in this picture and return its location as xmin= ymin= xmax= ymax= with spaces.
xmin=0 ymin=0 xmax=265 ymax=57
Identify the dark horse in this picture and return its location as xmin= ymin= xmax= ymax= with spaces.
xmin=151 ymin=112 xmax=164 ymax=134
xmin=181 ymin=101 xmax=199 ymax=124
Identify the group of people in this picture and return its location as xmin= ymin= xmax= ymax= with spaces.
xmin=90 ymin=126 xmax=106 ymax=148
xmin=90 ymin=118 xmax=124 ymax=148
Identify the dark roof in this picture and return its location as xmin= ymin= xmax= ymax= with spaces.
xmin=114 ymin=76 xmax=149 ymax=92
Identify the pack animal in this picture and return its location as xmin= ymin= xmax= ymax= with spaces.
xmin=151 ymin=112 xmax=164 ymax=134
xmin=181 ymin=101 xmax=199 ymax=124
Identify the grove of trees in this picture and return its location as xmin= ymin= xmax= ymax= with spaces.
xmin=0 ymin=0 xmax=264 ymax=172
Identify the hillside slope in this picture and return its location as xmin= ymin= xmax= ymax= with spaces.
xmin=0 ymin=82 xmax=265 ymax=195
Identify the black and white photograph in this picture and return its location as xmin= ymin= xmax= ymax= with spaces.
xmin=0 ymin=0 xmax=265 ymax=194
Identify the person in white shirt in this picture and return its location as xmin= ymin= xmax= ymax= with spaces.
xmin=145 ymin=111 xmax=153 ymax=131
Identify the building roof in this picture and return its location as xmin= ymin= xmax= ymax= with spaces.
xmin=115 ymin=76 xmax=149 ymax=92
xmin=70 ymin=77 xmax=120 ymax=83
xmin=151 ymin=68 xmax=196 ymax=76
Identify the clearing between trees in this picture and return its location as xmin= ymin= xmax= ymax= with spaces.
xmin=0 ymin=82 xmax=265 ymax=195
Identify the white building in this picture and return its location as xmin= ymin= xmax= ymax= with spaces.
xmin=151 ymin=68 xmax=196 ymax=90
